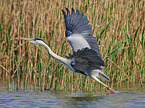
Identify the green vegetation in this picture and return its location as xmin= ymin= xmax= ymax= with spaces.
xmin=0 ymin=0 xmax=144 ymax=92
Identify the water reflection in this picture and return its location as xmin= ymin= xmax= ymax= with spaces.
xmin=54 ymin=91 xmax=118 ymax=108
xmin=70 ymin=95 xmax=103 ymax=101
xmin=63 ymin=94 xmax=105 ymax=107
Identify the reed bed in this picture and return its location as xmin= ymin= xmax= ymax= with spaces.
xmin=0 ymin=0 xmax=144 ymax=92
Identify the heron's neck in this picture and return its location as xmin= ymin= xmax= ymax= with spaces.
xmin=40 ymin=42 xmax=70 ymax=67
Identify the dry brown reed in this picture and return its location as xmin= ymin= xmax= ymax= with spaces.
xmin=0 ymin=0 xmax=144 ymax=92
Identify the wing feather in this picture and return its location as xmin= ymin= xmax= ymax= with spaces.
xmin=70 ymin=48 xmax=104 ymax=74
xmin=73 ymin=48 xmax=105 ymax=67
xmin=62 ymin=8 xmax=102 ymax=57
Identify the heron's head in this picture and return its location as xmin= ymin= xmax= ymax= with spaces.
xmin=21 ymin=38 xmax=44 ymax=45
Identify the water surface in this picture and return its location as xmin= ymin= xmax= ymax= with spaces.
xmin=0 ymin=84 xmax=145 ymax=108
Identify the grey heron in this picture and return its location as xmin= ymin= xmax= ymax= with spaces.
xmin=21 ymin=8 xmax=117 ymax=94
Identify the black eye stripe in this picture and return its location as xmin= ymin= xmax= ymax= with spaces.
xmin=34 ymin=38 xmax=42 ymax=41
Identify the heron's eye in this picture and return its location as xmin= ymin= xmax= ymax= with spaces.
xmin=71 ymin=61 xmax=75 ymax=66
xmin=65 ymin=30 xmax=72 ymax=37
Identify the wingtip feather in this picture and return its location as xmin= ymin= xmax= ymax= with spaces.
xmin=62 ymin=8 xmax=92 ymax=36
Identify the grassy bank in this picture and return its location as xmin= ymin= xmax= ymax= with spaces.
xmin=0 ymin=0 xmax=144 ymax=92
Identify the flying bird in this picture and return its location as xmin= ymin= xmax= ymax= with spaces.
xmin=21 ymin=8 xmax=117 ymax=94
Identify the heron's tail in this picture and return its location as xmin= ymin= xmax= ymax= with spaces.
xmin=90 ymin=69 xmax=111 ymax=82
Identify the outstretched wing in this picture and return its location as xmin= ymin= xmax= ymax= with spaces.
xmin=62 ymin=8 xmax=102 ymax=57
xmin=66 ymin=48 xmax=110 ymax=81
xmin=72 ymin=48 xmax=105 ymax=73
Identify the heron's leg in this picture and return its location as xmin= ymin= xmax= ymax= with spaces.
xmin=98 ymin=80 xmax=118 ymax=94
xmin=92 ymin=76 xmax=118 ymax=94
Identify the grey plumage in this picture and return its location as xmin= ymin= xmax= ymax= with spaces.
xmin=73 ymin=47 xmax=104 ymax=69
xmin=65 ymin=47 xmax=110 ymax=81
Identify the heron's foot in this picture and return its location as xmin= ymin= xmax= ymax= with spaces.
xmin=107 ymin=87 xmax=118 ymax=94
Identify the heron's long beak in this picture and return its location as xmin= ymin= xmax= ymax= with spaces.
xmin=20 ymin=37 xmax=34 ymax=41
